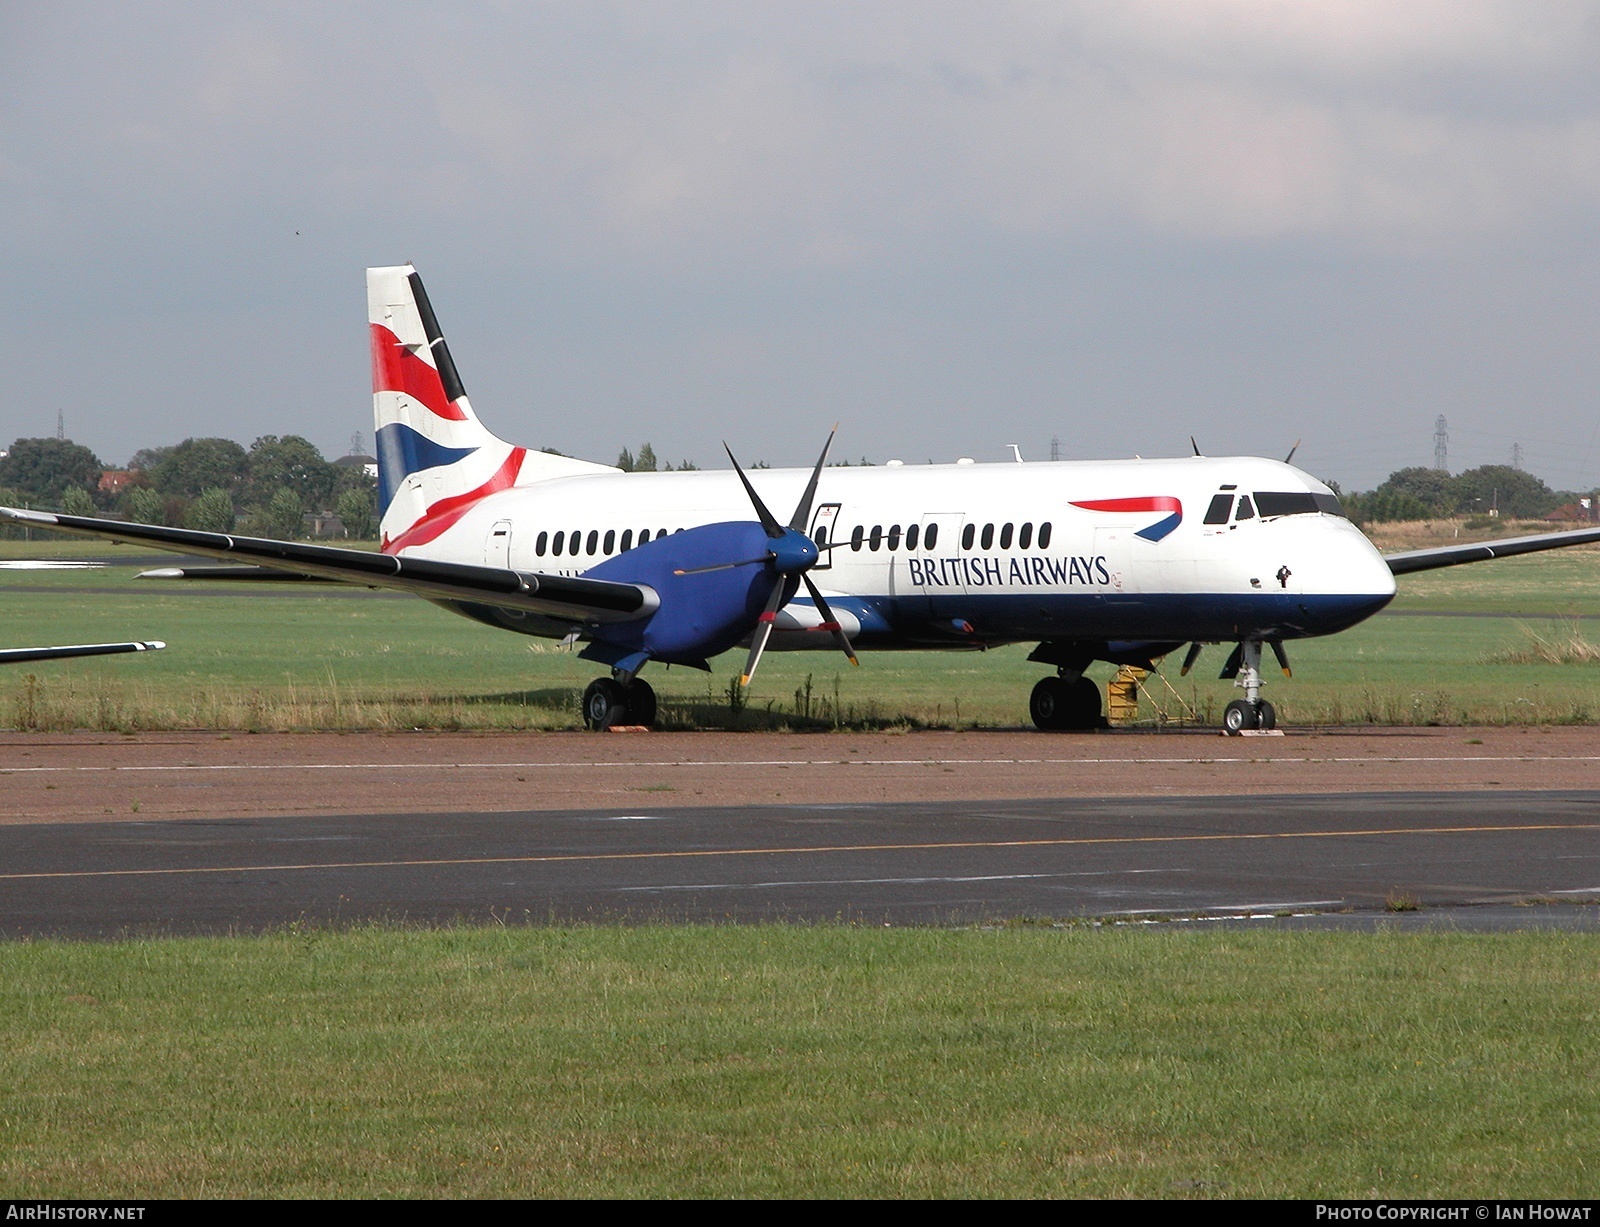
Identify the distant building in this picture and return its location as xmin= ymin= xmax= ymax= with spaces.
xmin=303 ymin=511 xmax=347 ymax=539
xmin=334 ymin=453 xmax=378 ymax=481
xmin=98 ymin=470 xmax=134 ymax=495
xmin=1545 ymin=498 xmax=1600 ymax=524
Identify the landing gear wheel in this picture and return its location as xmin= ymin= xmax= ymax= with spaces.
xmin=1030 ymin=675 xmax=1102 ymax=731
xmin=1222 ymin=699 xmax=1259 ymax=735
xmin=583 ymin=678 xmax=626 ymax=731
xmin=624 ymin=679 xmax=657 ymax=728
xmin=1256 ymin=700 xmax=1276 ymax=731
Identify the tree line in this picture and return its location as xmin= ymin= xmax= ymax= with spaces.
xmin=0 ymin=436 xmax=377 ymax=540
xmin=1340 ymin=465 xmax=1591 ymax=524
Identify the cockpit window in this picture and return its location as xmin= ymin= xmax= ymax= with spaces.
xmin=1235 ymin=496 xmax=1255 ymax=520
xmin=1254 ymin=491 xmax=1348 ymax=519
xmin=1203 ymin=494 xmax=1232 ymax=525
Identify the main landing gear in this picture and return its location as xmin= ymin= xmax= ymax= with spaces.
xmin=1029 ymin=673 xmax=1103 ymax=731
xmin=1219 ymin=639 xmax=1279 ymax=735
xmin=582 ymin=674 xmax=657 ymax=731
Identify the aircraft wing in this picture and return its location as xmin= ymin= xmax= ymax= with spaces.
xmin=0 ymin=508 xmax=659 ymax=624
xmin=0 ymin=640 xmax=165 ymax=665
xmin=1385 ymin=526 xmax=1600 ymax=575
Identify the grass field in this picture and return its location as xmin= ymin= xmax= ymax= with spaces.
xmin=2 ymin=925 xmax=1597 ymax=1198
xmin=5 ymin=535 xmax=1600 ymax=730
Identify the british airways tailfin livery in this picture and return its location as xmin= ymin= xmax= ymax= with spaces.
xmin=8 ymin=264 xmax=1600 ymax=734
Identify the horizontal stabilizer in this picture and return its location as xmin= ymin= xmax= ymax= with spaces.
xmin=1385 ymin=526 xmax=1600 ymax=575
xmin=1 ymin=507 xmax=659 ymax=625
xmin=0 ymin=640 xmax=164 ymax=665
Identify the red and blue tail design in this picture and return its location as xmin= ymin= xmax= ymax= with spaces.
xmin=1070 ymin=496 xmax=1183 ymax=542
xmin=368 ymin=264 xmax=609 ymax=553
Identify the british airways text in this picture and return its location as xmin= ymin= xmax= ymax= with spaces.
xmin=907 ymin=556 xmax=1111 ymax=588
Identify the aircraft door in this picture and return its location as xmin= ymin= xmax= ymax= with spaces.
xmin=808 ymin=503 xmax=841 ymax=570
xmin=1092 ymin=525 xmax=1136 ymax=594
xmin=915 ymin=512 xmax=968 ymax=619
xmin=485 ymin=519 xmax=512 ymax=569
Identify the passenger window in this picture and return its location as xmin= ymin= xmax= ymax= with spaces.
xmin=620 ymin=529 xmax=633 ymax=552
xmin=1038 ymin=522 xmax=1052 ymax=549
xmin=1018 ymin=522 xmax=1032 ymax=549
xmin=535 ymin=531 xmax=548 ymax=556
xmin=999 ymin=523 xmax=1013 ymax=549
xmin=851 ymin=525 xmax=864 ymax=551
xmin=1203 ymin=494 xmax=1232 ymax=525
xmin=924 ymin=522 xmax=938 ymax=549
xmin=552 ymin=530 xmax=565 ymax=555
xmin=887 ymin=524 xmax=902 ymax=550
xmin=603 ymin=529 xmax=615 ymax=555
xmin=905 ymin=523 xmax=920 ymax=550
xmin=980 ymin=523 xmax=995 ymax=550
xmin=586 ymin=530 xmax=599 ymax=554
xmin=1235 ymin=496 xmax=1255 ymax=521
xmin=869 ymin=525 xmax=883 ymax=552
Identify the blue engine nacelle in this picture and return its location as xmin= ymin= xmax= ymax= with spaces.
xmin=582 ymin=522 xmax=789 ymax=668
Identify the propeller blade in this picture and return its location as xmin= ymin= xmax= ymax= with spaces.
xmin=1179 ymin=642 xmax=1203 ymax=676
xmin=802 ymin=573 xmax=859 ymax=668
xmin=787 ymin=425 xmax=838 ymax=534
xmin=1269 ymin=638 xmax=1292 ymax=677
xmin=723 ymin=443 xmax=785 ymax=539
xmin=673 ymin=556 xmax=771 ymax=576
xmin=740 ymin=584 xmax=787 ymax=687
xmin=1218 ymin=642 xmax=1244 ymax=680
xmin=1284 ymin=439 xmax=1301 ymax=465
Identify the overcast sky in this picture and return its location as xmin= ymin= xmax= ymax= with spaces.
xmin=4 ymin=1 xmax=1599 ymax=489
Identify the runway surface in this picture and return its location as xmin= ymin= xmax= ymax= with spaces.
xmin=7 ymin=726 xmax=1600 ymax=824
xmin=5 ymin=789 xmax=1599 ymax=937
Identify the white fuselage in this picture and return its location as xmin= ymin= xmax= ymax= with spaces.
xmin=397 ymin=454 xmax=1396 ymax=650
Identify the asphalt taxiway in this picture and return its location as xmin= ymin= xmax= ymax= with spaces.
xmin=3 ymin=788 xmax=1598 ymax=937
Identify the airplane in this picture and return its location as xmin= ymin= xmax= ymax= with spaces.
xmin=0 ymin=640 xmax=164 ymax=665
xmin=5 ymin=263 xmax=1599 ymax=735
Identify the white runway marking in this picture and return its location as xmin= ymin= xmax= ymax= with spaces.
xmin=618 ymin=867 xmax=1184 ymax=892
xmin=3 ymin=754 xmax=1600 ymax=775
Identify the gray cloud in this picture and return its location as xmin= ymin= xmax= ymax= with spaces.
xmin=3 ymin=1 xmax=1598 ymax=487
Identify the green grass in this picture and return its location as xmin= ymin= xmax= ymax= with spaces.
xmin=2 ymin=926 xmax=1596 ymax=1198
xmin=5 ymin=541 xmax=1600 ymax=729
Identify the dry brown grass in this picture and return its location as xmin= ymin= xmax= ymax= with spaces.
xmin=1485 ymin=619 xmax=1600 ymax=666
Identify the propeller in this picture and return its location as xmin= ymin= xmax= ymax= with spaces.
xmin=1179 ymin=642 xmax=1204 ymax=676
xmin=716 ymin=427 xmax=860 ymax=687
xmin=1268 ymin=638 xmax=1291 ymax=677
xmin=1190 ymin=436 xmax=1202 ymax=457
xmin=1284 ymin=439 xmax=1301 ymax=464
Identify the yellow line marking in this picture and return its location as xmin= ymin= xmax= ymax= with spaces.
xmin=3 ymin=822 xmax=1594 ymax=882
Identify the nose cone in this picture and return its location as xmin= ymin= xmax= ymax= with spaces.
xmin=1280 ymin=518 xmax=1396 ymax=634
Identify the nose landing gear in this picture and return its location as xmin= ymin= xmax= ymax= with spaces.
xmin=582 ymin=674 xmax=657 ymax=731
xmin=1219 ymin=638 xmax=1285 ymax=734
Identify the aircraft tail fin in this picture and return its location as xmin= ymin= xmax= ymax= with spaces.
xmin=367 ymin=264 xmax=612 ymax=552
